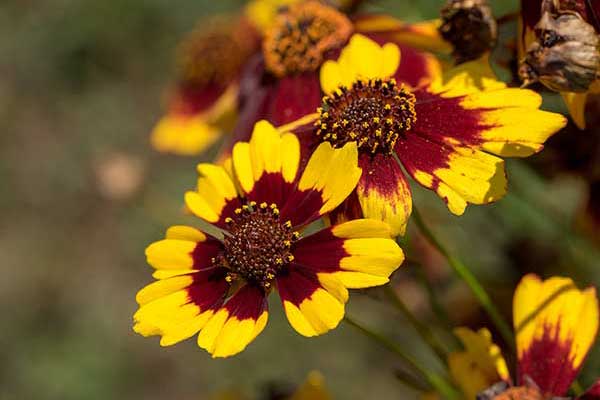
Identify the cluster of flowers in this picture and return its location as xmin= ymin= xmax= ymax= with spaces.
xmin=134 ymin=0 xmax=600 ymax=398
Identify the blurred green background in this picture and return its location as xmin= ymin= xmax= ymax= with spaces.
xmin=2 ymin=0 xmax=600 ymax=399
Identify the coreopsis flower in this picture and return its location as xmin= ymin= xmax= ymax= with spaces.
xmin=519 ymin=0 xmax=600 ymax=128
xmin=228 ymin=0 xmax=445 ymax=145
xmin=134 ymin=120 xmax=404 ymax=358
xmin=450 ymin=274 xmax=600 ymax=400
xmin=151 ymin=16 xmax=260 ymax=155
xmin=447 ymin=328 xmax=510 ymax=399
xmin=288 ymin=34 xmax=567 ymax=236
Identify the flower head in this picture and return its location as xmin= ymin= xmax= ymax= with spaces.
xmin=151 ymin=16 xmax=260 ymax=155
xmin=291 ymin=34 xmax=567 ymax=236
xmin=226 ymin=3 xmax=445 ymax=151
xmin=134 ymin=120 xmax=404 ymax=357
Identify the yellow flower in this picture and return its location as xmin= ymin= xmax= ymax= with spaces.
xmin=448 ymin=328 xmax=509 ymax=399
xmin=134 ymin=120 xmax=404 ymax=358
xmin=287 ymin=34 xmax=566 ymax=236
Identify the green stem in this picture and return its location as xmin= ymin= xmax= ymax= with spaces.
xmin=414 ymin=267 xmax=455 ymax=336
xmin=383 ymin=284 xmax=449 ymax=365
xmin=411 ymin=207 xmax=514 ymax=349
xmin=344 ymin=315 xmax=460 ymax=399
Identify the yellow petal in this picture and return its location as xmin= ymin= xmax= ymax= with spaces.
xmin=561 ymin=92 xmax=588 ymax=129
xmin=151 ymin=114 xmax=221 ymax=156
xmin=448 ymin=327 xmax=509 ymax=399
xmin=145 ymin=239 xmax=196 ymax=270
xmin=298 ymin=141 xmax=362 ymax=216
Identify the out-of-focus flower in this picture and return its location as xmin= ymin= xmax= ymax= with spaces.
xmin=151 ymin=16 xmax=260 ymax=155
xmin=289 ymin=371 xmax=332 ymax=400
xmin=227 ymin=0 xmax=445 ymax=149
xmin=519 ymin=0 xmax=600 ymax=128
xmin=288 ymin=34 xmax=566 ymax=236
xmin=447 ymin=328 xmax=509 ymax=399
xmin=210 ymin=371 xmax=331 ymax=400
xmin=439 ymin=0 xmax=498 ymax=63
xmin=94 ymin=152 xmax=145 ymax=201
xmin=134 ymin=120 xmax=404 ymax=357
xmin=449 ymin=274 xmax=600 ymax=399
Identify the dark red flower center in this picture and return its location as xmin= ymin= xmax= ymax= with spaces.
xmin=262 ymin=1 xmax=353 ymax=77
xmin=177 ymin=17 xmax=256 ymax=87
xmin=220 ymin=202 xmax=300 ymax=290
xmin=316 ymin=78 xmax=417 ymax=155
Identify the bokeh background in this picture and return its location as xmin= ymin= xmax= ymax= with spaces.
xmin=2 ymin=0 xmax=600 ymax=399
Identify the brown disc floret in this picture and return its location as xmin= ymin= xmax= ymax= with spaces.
xmin=217 ymin=202 xmax=300 ymax=290
xmin=317 ymin=78 xmax=417 ymax=155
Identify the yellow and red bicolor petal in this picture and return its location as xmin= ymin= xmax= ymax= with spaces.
xmin=293 ymin=219 xmax=404 ymax=289
xmin=232 ymin=120 xmax=300 ymax=204
xmin=424 ymin=58 xmax=565 ymax=152
xmin=327 ymin=191 xmax=364 ymax=227
xmin=396 ymin=133 xmax=507 ymax=216
xmin=448 ymin=327 xmax=510 ymax=399
xmin=185 ymin=164 xmax=242 ymax=228
xmin=355 ymin=153 xmax=412 ymax=237
xmin=354 ymin=15 xmax=452 ymax=54
xmin=151 ymin=84 xmax=237 ymax=156
xmin=281 ymin=141 xmax=361 ymax=227
xmin=197 ymin=284 xmax=268 ymax=358
xmin=133 ymin=267 xmax=229 ymax=347
xmin=514 ymin=274 xmax=599 ymax=396
xmin=277 ymin=266 xmax=347 ymax=337
xmin=580 ymin=380 xmax=600 ymax=400
xmin=145 ymin=226 xmax=222 ymax=276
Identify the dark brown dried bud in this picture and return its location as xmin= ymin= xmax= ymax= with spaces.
xmin=520 ymin=1 xmax=600 ymax=92
xmin=439 ymin=0 xmax=498 ymax=63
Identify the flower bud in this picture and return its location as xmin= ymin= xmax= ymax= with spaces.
xmin=439 ymin=0 xmax=498 ymax=63
xmin=520 ymin=2 xmax=600 ymax=92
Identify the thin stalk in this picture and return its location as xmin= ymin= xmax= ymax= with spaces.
xmin=344 ymin=315 xmax=460 ymax=399
xmin=411 ymin=207 xmax=514 ymax=349
xmin=414 ymin=267 xmax=454 ymax=333
xmin=383 ymin=284 xmax=449 ymax=365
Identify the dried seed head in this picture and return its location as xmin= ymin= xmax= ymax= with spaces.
xmin=439 ymin=0 xmax=498 ymax=63
xmin=520 ymin=3 xmax=600 ymax=92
